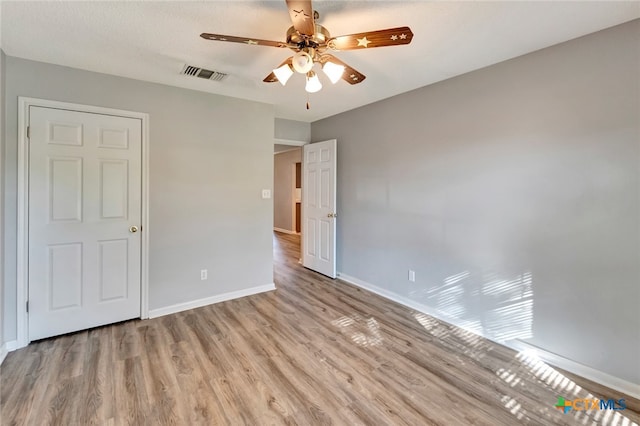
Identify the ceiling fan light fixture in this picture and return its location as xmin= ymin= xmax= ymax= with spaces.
xmin=305 ymin=71 xmax=322 ymax=93
xmin=273 ymin=64 xmax=294 ymax=85
xmin=322 ymin=61 xmax=345 ymax=84
xmin=292 ymin=50 xmax=314 ymax=74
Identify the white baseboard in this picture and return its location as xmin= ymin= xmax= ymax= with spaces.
xmin=5 ymin=340 xmax=19 ymax=351
xmin=148 ymin=283 xmax=276 ymax=319
xmin=336 ymin=272 xmax=640 ymax=400
xmin=273 ymin=227 xmax=299 ymax=235
xmin=508 ymin=340 xmax=640 ymax=399
xmin=1 ymin=340 xmax=20 ymax=363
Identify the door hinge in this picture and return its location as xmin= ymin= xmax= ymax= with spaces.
xmin=26 ymin=300 xmax=29 ymax=313
xmin=27 ymin=126 xmax=30 ymax=139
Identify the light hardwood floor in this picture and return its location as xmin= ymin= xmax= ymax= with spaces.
xmin=1 ymin=232 xmax=638 ymax=425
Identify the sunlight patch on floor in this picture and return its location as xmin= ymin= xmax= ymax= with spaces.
xmin=331 ymin=314 xmax=383 ymax=347
xmin=496 ymin=350 xmax=639 ymax=426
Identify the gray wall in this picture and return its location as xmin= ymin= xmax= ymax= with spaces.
xmin=273 ymin=148 xmax=302 ymax=232
xmin=275 ymin=118 xmax=310 ymax=142
xmin=312 ymin=20 xmax=640 ymax=385
xmin=3 ymin=57 xmax=274 ymax=341
xmin=0 ymin=49 xmax=5 ymax=350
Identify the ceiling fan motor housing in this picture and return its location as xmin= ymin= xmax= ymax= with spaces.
xmin=286 ymin=24 xmax=330 ymax=50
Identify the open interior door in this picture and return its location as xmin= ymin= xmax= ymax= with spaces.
xmin=302 ymin=139 xmax=337 ymax=278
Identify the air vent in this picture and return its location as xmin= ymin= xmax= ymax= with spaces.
xmin=180 ymin=64 xmax=228 ymax=82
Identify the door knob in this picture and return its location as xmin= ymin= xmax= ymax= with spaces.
xmin=129 ymin=226 xmax=139 ymax=233
xmin=327 ymin=213 xmax=337 ymax=218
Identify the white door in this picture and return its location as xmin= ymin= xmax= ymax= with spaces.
xmin=302 ymin=139 xmax=337 ymax=278
xmin=28 ymin=106 xmax=142 ymax=340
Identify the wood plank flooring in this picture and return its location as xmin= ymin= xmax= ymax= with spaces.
xmin=2 ymin=231 xmax=638 ymax=425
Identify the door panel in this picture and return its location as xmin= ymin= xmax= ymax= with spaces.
xmin=320 ymin=220 xmax=331 ymax=262
xmin=302 ymin=139 xmax=337 ymax=278
xmin=98 ymin=239 xmax=129 ymax=301
xmin=307 ymin=169 xmax=317 ymax=208
xmin=100 ymin=159 xmax=129 ymax=219
xmin=320 ymin=168 xmax=330 ymax=208
xmin=320 ymin=147 xmax=330 ymax=162
xmin=48 ymin=243 xmax=83 ymax=310
xmin=99 ymin=128 xmax=129 ymax=149
xmin=306 ymin=218 xmax=317 ymax=257
xmin=49 ymin=157 xmax=83 ymax=222
xmin=48 ymin=121 xmax=83 ymax=146
xmin=28 ymin=106 xmax=142 ymax=341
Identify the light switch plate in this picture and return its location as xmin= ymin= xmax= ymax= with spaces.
xmin=262 ymin=189 xmax=271 ymax=199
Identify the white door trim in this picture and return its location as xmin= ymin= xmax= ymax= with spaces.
xmin=274 ymin=138 xmax=307 ymax=147
xmin=291 ymin=162 xmax=298 ymax=234
xmin=16 ymin=97 xmax=150 ymax=349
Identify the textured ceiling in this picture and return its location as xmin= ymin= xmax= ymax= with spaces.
xmin=1 ymin=1 xmax=638 ymax=122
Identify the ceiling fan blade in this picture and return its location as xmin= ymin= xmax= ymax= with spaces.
xmin=200 ymin=33 xmax=289 ymax=48
xmin=320 ymin=54 xmax=366 ymax=85
xmin=327 ymin=27 xmax=413 ymax=50
xmin=263 ymin=57 xmax=294 ymax=83
xmin=285 ymin=0 xmax=316 ymax=36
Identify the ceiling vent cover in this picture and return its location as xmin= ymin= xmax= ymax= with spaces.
xmin=181 ymin=65 xmax=228 ymax=82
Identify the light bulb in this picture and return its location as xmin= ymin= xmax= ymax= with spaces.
xmin=292 ymin=51 xmax=314 ymax=74
xmin=305 ymin=71 xmax=322 ymax=93
xmin=273 ymin=64 xmax=293 ymax=86
xmin=322 ymin=61 xmax=345 ymax=84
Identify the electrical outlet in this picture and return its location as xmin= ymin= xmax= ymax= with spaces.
xmin=408 ymin=270 xmax=416 ymax=282
xmin=200 ymin=269 xmax=208 ymax=280
xmin=262 ymin=189 xmax=271 ymax=199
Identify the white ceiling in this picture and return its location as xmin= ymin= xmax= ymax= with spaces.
xmin=1 ymin=1 xmax=638 ymax=122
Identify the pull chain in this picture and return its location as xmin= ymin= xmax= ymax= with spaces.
xmin=306 ymin=92 xmax=310 ymax=110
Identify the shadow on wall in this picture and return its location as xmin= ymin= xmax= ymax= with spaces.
xmin=411 ymin=269 xmax=534 ymax=343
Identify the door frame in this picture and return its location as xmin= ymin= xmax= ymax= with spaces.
xmin=291 ymin=162 xmax=301 ymax=234
xmin=16 ymin=97 xmax=150 ymax=348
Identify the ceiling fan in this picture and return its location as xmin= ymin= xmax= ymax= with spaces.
xmin=200 ymin=0 xmax=413 ymax=106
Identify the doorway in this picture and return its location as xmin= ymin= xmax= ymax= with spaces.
xmin=273 ymin=144 xmax=303 ymax=236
